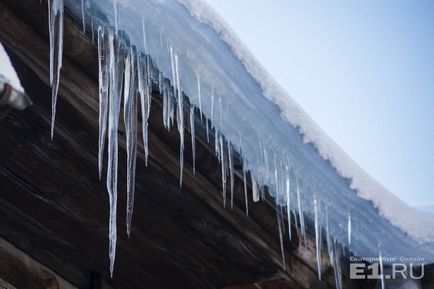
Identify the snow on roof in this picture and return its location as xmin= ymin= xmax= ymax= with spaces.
xmin=0 ymin=41 xmax=24 ymax=93
xmin=61 ymin=0 xmax=434 ymax=267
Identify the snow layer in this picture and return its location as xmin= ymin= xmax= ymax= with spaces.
xmin=0 ymin=41 xmax=24 ymax=92
xmin=63 ymin=0 xmax=434 ymax=268
xmin=178 ymin=0 xmax=434 ymax=243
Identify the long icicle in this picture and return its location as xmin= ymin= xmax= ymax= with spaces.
xmin=106 ymin=33 xmax=122 ymax=277
xmin=124 ymin=48 xmax=138 ymax=238
xmin=285 ymin=166 xmax=291 ymax=240
xmin=190 ymin=106 xmax=196 ymax=174
xmin=276 ymin=206 xmax=286 ymax=269
xmin=296 ymin=178 xmax=306 ymax=245
xmin=314 ymin=197 xmax=322 ymax=280
xmin=228 ymin=142 xmax=234 ymax=209
xmin=175 ymin=54 xmax=184 ymax=187
xmin=48 ymin=0 xmax=64 ymax=139
xmin=332 ymin=239 xmax=343 ymax=289
xmin=220 ymin=133 xmax=226 ymax=207
xmin=243 ymin=158 xmax=248 ymax=216
xmin=97 ymin=26 xmax=109 ymax=179
xmin=379 ymin=245 xmax=385 ymax=289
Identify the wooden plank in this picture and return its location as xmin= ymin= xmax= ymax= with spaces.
xmin=0 ymin=237 xmax=77 ymax=289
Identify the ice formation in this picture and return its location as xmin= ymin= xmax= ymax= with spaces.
xmin=48 ymin=0 xmax=64 ymax=139
xmin=46 ymin=0 xmax=434 ymax=283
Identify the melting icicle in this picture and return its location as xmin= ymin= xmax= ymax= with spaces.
xmin=124 ymin=48 xmax=138 ymax=238
xmin=138 ymin=54 xmax=150 ymax=167
xmin=48 ymin=0 xmax=64 ymax=139
xmin=81 ymin=0 xmax=85 ymax=33
xmin=348 ymin=212 xmax=352 ymax=245
xmin=228 ymin=142 xmax=234 ymax=209
xmin=97 ymin=26 xmax=109 ymax=179
xmin=379 ymin=246 xmax=385 ymax=289
xmin=243 ymin=161 xmax=248 ymax=215
xmin=276 ymin=207 xmax=286 ymax=269
xmin=220 ymin=134 xmax=227 ymax=208
xmin=190 ymin=106 xmax=196 ymax=174
xmin=314 ymin=197 xmax=322 ymax=280
xmin=175 ymin=54 xmax=184 ymax=187
xmin=162 ymin=87 xmax=168 ymax=128
xmin=285 ymin=166 xmax=291 ymax=240
xmin=331 ymin=240 xmax=343 ymax=289
xmin=215 ymin=128 xmax=220 ymax=162
xmin=296 ymin=179 xmax=306 ymax=245
xmin=106 ymin=32 xmax=122 ymax=277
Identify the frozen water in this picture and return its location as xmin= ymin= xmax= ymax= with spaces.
xmin=57 ymin=0 xmax=434 ymax=278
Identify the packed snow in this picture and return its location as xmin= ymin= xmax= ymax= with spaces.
xmin=44 ymin=0 xmax=434 ymax=280
xmin=0 ymin=42 xmax=24 ymax=92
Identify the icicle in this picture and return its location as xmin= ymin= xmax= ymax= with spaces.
xmin=169 ymin=90 xmax=175 ymax=129
xmin=331 ymin=240 xmax=343 ymax=289
xmin=170 ymin=46 xmax=176 ymax=102
xmin=379 ymin=246 xmax=385 ymax=289
xmin=190 ymin=106 xmax=196 ymax=174
xmin=162 ymin=87 xmax=168 ymax=129
xmin=48 ymin=0 xmax=64 ymax=139
xmin=348 ymin=212 xmax=352 ymax=245
xmin=274 ymin=155 xmax=279 ymax=202
xmin=158 ymin=71 xmax=163 ymax=95
xmin=106 ymin=32 xmax=122 ymax=277
xmin=175 ymin=54 xmax=184 ymax=187
xmin=243 ymin=161 xmax=248 ymax=215
xmin=220 ymin=134 xmax=226 ymax=207
xmin=138 ymin=54 xmax=150 ymax=167
xmin=296 ymin=179 xmax=306 ymax=245
xmin=314 ymin=197 xmax=322 ymax=280
xmin=215 ymin=128 xmax=220 ymax=162
xmin=197 ymin=73 xmax=202 ymax=118
xmin=81 ymin=0 xmax=86 ymax=33
xmin=124 ymin=48 xmax=138 ymax=238
xmin=276 ymin=207 xmax=286 ymax=269
xmin=285 ymin=166 xmax=291 ymax=240
xmin=97 ymin=26 xmax=109 ymax=180
xmin=228 ymin=142 xmax=234 ymax=209
xmin=252 ymin=178 xmax=259 ymax=202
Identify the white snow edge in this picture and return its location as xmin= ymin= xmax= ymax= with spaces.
xmin=0 ymin=41 xmax=24 ymax=93
xmin=178 ymin=0 xmax=434 ymax=243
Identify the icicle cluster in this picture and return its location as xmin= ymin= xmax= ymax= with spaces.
xmin=48 ymin=0 xmax=64 ymax=139
xmin=48 ymin=1 xmax=376 ymax=287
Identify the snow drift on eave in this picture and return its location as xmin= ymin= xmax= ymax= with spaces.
xmin=178 ymin=0 xmax=434 ymax=242
xmin=59 ymin=0 xmax=434 ymax=275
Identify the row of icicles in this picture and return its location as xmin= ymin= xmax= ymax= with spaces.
xmin=46 ymin=1 xmax=388 ymax=289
